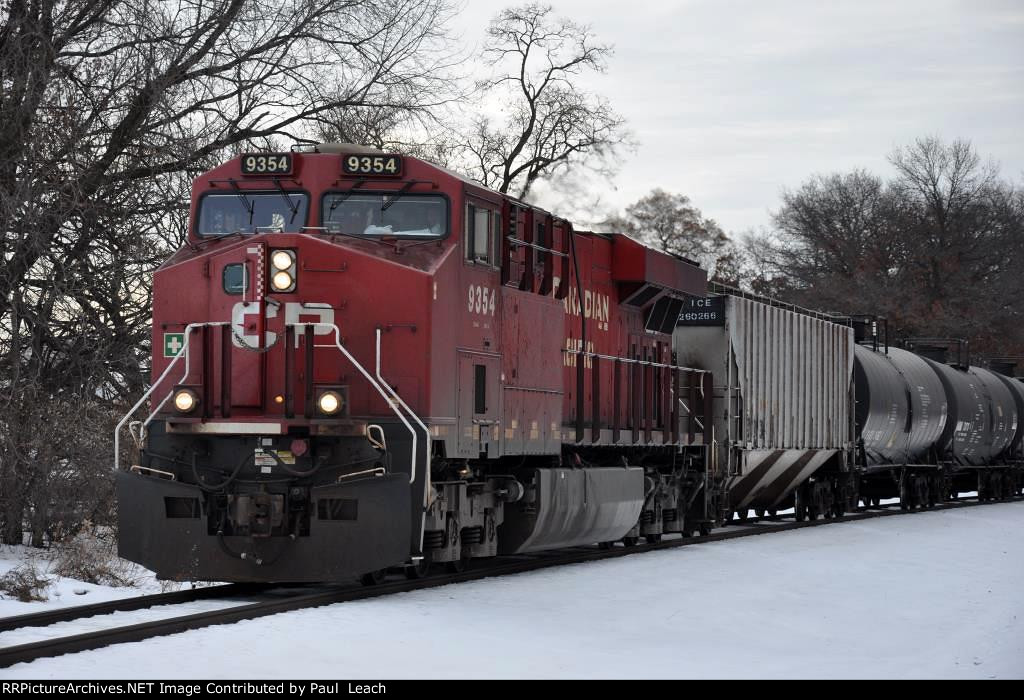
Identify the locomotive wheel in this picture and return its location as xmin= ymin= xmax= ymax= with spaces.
xmin=699 ymin=523 xmax=712 ymax=536
xmin=360 ymin=569 xmax=387 ymax=586
xmin=622 ymin=536 xmax=639 ymax=547
xmin=795 ymin=503 xmax=806 ymax=522
xmin=598 ymin=541 xmax=616 ymax=550
xmin=405 ymin=560 xmax=431 ymax=580
xmin=645 ymin=534 xmax=662 ymax=544
xmin=446 ymin=558 xmax=467 ymax=574
xmin=754 ymin=508 xmax=766 ymax=518
xmin=767 ymin=509 xmax=777 ymax=518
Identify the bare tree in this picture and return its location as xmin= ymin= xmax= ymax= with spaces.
xmin=760 ymin=170 xmax=907 ymax=314
xmin=459 ymin=3 xmax=629 ymax=200
xmin=0 ymin=0 xmax=458 ymax=545
xmin=600 ymin=189 xmax=743 ymax=284
xmin=755 ymin=138 xmax=1024 ymax=353
xmin=887 ymin=138 xmax=1024 ymax=346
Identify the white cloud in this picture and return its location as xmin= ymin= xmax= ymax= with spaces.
xmin=453 ymin=0 xmax=1024 ymax=232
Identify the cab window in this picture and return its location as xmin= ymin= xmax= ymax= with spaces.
xmin=322 ymin=193 xmax=448 ymax=238
xmin=466 ymin=203 xmax=499 ymax=265
xmin=197 ymin=192 xmax=308 ymax=235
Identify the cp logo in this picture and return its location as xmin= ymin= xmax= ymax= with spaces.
xmin=231 ymin=302 xmax=335 ymax=348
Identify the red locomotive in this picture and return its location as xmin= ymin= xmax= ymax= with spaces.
xmin=116 ymin=144 xmax=716 ymax=582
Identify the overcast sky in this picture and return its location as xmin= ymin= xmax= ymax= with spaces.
xmin=451 ymin=0 xmax=1024 ymax=235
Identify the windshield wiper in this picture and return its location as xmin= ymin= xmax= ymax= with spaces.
xmin=194 ymin=229 xmax=247 ymax=249
xmin=328 ymin=179 xmax=367 ymax=214
xmin=226 ymin=179 xmax=254 ymax=226
xmin=381 ymin=180 xmax=417 ymax=212
xmin=320 ymin=225 xmax=398 ymax=251
xmin=273 ymin=178 xmax=300 ymax=224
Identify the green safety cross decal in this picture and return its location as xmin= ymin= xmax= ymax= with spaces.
xmin=163 ymin=333 xmax=185 ymax=358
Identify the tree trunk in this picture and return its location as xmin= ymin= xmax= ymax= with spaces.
xmin=1 ymin=503 xmax=24 ymax=545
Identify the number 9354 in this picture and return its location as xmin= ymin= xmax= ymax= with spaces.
xmin=343 ymin=154 xmax=402 ymax=176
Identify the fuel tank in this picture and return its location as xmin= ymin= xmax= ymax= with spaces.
xmin=853 ymin=345 xmax=947 ymax=466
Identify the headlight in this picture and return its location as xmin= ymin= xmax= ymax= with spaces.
xmin=268 ymin=249 xmax=296 ymax=292
xmin=318 ymin=390 xmax=343 ymax=415
xmin=271 ymin=250 xmax=294 ymax=271
xmin=173 ymin=389 xmax=198 ymax=413
xmin=271 ymin=270 xmax=294 ymax=291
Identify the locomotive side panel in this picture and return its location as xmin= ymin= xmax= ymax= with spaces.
xmin=505 ymin=292 xmax=563 ymax=455
xmin=559 ymin=233 xmax=697 ymax=445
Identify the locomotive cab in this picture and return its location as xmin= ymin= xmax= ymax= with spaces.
xmin=118 ymin=145 xmax=454 ymax=582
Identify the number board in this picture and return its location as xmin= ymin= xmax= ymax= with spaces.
xmin=241 ymin=153 xmax=292 ymax=175
xmin=342 ymin=154 xmax=403 ymax=177
xmin=677 ymin=296 xmax=726 ymax=326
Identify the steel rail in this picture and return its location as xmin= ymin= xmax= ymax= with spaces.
xmin=1 ymin=496 xmax=1019 ymax=669
xmin=0 ymin=583 xmax=267 ymax=634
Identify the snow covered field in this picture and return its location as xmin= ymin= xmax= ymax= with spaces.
xmin=2 ymin=502 xmax=1022 ymax=679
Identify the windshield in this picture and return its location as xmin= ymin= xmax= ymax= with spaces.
xmin=197 ymin=192 xmax=308 ymax=235
xmin=322 ymin=193 xmax=448 ymax=238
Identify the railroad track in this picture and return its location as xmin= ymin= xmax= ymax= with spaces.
xmin=0 ymin=582 xmax=271 ymax=634
xmin=1 ymin=495 xmax=1020 ymax=670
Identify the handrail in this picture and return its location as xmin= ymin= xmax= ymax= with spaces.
xmin=561 ymin=347 xmax=710 ymax=374
xmin=114 ymin=322 xmax=228 ymax=472
xmin=291 ymin=322 xmax=419 ymax=485
xmin=376 ymin=328 xmax=432 ymax=515
xmin=678 ymin=398 xmax=705 ymax=431
xmin=142 ymin=323 xmax=231 ymax=435
xmin=117 ymin=320 xmax=420 ymax=489
xmin=506 ymin=236 xmax=569 ymax=257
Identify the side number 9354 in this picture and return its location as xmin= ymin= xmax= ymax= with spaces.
xmin=467 ymin=284 xmax=496 ymax=316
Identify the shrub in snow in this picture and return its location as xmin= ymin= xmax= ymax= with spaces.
xmin=0 ymin=563 xmax=53 ymax=602
xmin=52 ymin=526 xmax=141 ymax=588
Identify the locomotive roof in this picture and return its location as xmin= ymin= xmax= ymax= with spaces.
xmin=310 ymin=142 xmax=555 ymax=214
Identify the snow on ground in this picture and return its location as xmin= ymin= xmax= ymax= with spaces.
xmin=0 ymin=545 xmax=171 ymax=619
xmin=2 ymin=502 xmax=1022 ymax=679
